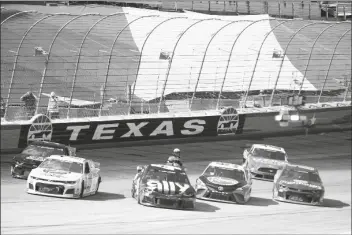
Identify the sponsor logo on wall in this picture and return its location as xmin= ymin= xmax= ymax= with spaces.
xmin=217 ymin=107 xmax=245 ymax=135
xmin=27 ymin=114 xmax=53 ymax=144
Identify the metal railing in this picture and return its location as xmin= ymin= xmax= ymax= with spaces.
xmin=1 ymin=6 xmax=351 ymax=122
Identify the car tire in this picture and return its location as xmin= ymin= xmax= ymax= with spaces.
xmin=131 ymin=184 xmax=135 ymax=198
xmin=10 ymin=166 xmax=15 ymax=177
xmin=79 ymin=181 xmax=84 ymax=198
xmin=137 ymin=189 xmax=142 ymax=204
xmin=95 ymin=177 xmax=101 ymax=194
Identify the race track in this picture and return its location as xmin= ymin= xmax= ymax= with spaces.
xmin=1 ymin=131 xmax=351 ymax=234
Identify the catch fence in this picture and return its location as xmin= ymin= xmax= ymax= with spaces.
xmin=1 ymin=6 xmax=351 ymax=121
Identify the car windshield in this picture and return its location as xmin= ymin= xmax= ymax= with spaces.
xmin=38 ymin=158 xmax=83 ymax=174
xmin=203 ymin=166 xmax=245 ymax=181
xmin=145 ymin=167 xmax=190 ymax=184
xmin=22 ymin=145 xmax=64 ymax=158
xmin=251 ymin=148 xmax=286 ymax=161
xmin=282 ymin=169 xmax=321 ymax=183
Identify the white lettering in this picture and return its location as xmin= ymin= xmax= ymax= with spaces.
xmin=175 ymin=183 xmax=190 ymax=193
xmin=67 ymin=125 xmax=90 ymax=141
xmin=150 ymin=121 xmax=174 ymax=136
xmin=162 ymin=181 xmax=169 ymax=194
xmin=147 ymin=181 xmax=162 ymax=192
xmin=169 ymin=181 xmax=175 ymax=195
xmin=92 ymin=124 xmax=119 ymax=140
xmin=121 ymin=122 xmax=149 ymax=138
xmin=181 ymin=119 xmax=205 ymax=135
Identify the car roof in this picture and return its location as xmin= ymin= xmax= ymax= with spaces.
xmin=285 ymin=164 xmax=317 ymax=172
xmin=208 ymin=162 xmax=244 ymax=171
xmin=252 ymin=144 xmax=286 ymax=153
xmin=47 ymin=155 xmax=86 ymax=163
xmin=29 ymin=141 xmax=67 ymax=149
xmin=150 ymin=164 xmax=183 ymax=172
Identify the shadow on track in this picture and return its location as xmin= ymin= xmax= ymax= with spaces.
xmin=82 ymin=192 xmax=125 ymax=201
xmin=323 ymin=198 xmax=350 ymax=208
xmin=199 ymin=196 xmax=279 ymax=207
xmin=194 ymin=201 xmax=220 ymax=212
xmin=244 ymin=196 xmax=279 ymax=207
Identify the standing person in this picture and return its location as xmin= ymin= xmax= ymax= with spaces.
xmin=47 ymin=91 xmax=59 ymax=119
xmin=20 ymin=91 xmax=37 ymax=119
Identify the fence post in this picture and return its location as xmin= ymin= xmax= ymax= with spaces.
xmin=343 ymin=80 xmax=350 ymax=101
xmin=317 ymin=28 xmax=351 ymax=103
xmin=247 ymin=1 xmax=250 ymax=14
xmin=326 ymin=5 xmax=329 ymax=20
xmin=158 ymin=19 xmax=213 ymax=113
xmin=292 ymin=3 xmax=295 ymax=18
xmin=263 ymin=1 xmax=266 ymax=14
xmin=224 ymin=1 xmax=226 ymax=11
xmin=309 ymin=3 xmax=311 ymax=20
xmin=343 ymin=6 xmax=346 ymax=21
xmin=236 ymin=1 xmax=238 ymax=14
xmin=191 ymin=1 xmax=193 ymax=10
xmin=279 ymin=2 xmax=281 ymax=18
xmin=267 ymin=1 xmax=269 ymax=15
xmin=209 ymin=1 xmax=211 ymax=12
xmin=335 ymin=1 xmax=338 ymax=20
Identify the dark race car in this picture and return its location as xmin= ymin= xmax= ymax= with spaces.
xmin=195 ymin=162 xmax=252 ymax=204
xmin=10 ymin=141 xmax=76 ymax=179
xmin=131 ymin=164 xmax=196 ymax=210
xmin=273 ymin=164 xmax=325 ymax=206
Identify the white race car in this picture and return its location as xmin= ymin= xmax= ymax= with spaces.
xmin=243 ymin=144 xmax=288 ymax=181
xmin=27 ymin=155 xmax=101 ymax=198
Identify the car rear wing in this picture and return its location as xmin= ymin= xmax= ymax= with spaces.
xmin=67 ymin=146 xmax=76 ymax=156
xmin=93 ymin=161 xmax=100 ymax=169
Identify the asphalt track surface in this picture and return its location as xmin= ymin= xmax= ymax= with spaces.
xmin=1 ymin=131 xmax=351 ymax=234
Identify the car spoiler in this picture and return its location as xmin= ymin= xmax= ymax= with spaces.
xmin=93 ymin=161 xmax=100 ymax=169
xmin=67 ymin=146 xmax=76 ymax=156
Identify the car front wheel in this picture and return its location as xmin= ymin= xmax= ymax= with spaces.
xmin=95 ymin=177 xmax=101 ymax=194
xmin=10 ymin=166 xmax=15 ymax=177
xmin=79 ymin=181 xmax=85 ymax=198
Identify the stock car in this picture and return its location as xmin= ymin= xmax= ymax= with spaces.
xmin=11 ymin=141 xmax=76 ymax=179
xmin=27 ymin=155 xmax=102 ymax=198
xmin=243 ymin=144 xmax=289 ymax=181
xmin=195 ymin=162 xmax=252 ymax=204
xmin=273 ymin=164 xmax=325 ymax=206
xmin=131 ymin=164 xmax=196 ymax=210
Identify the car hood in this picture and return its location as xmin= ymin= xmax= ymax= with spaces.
xmin=14 ymin=153 xmax=45 ymax=164
xmin=30 ymin=168 xmax=82 ymax=181
xmin=199 ymin=175 xmax=246 ymax=191
xmin=143 ymin=179 xmax=195 ymax=196
xmin=279 ymin=178 xmax=324 ymax=191
xmin=250 ymin=156 xmax=287 ymax=169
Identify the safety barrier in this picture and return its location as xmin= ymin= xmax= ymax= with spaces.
xmin=1 ymin=104 xmax=350 ymax=153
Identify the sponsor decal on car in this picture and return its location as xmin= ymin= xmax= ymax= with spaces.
xmin=207 ymin=177 xmax=238 ymax=186
xmin=26 ymin=156 xmax=45 ymax=161
xmin=280 ymin=180 xmax=322 ymax=189
xmin=146 ymin=180 xmax=190 ymax=194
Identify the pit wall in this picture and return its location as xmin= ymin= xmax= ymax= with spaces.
xmin=1 ymin=107 xmax=351 ymax=153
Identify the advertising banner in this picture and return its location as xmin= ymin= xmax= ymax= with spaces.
xmin=17 ymin=114 xmax=221 ymax=148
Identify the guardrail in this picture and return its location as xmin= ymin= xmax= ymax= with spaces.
xmin=1 ymin=103 xmax=351 ymax=153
